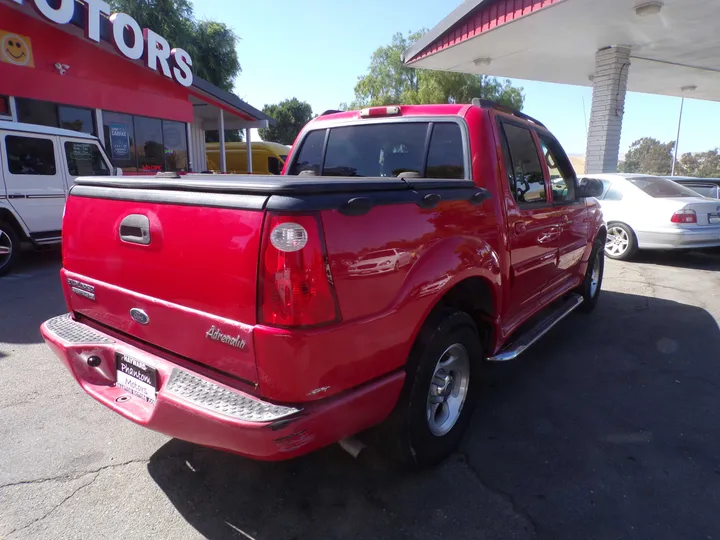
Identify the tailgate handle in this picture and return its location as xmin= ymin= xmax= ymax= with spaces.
xmin=119 ymin=214 xmax=151 ymax=245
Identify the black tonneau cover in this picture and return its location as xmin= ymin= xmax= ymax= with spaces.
xmin=70 ymin=174 xmax=490 ymax=215
xmin=72 ymin=174 xmax=476 ymax=195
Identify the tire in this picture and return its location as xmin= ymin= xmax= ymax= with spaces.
xmin=605 ymin=223 xmax=638 ymax=260
xmin=576 ymin=237 xmax=604 ymax=313
xmin=391 ymin=310 xmax=483 ymax=468
xmin=0 ymin=222 xmax=20 ymax=277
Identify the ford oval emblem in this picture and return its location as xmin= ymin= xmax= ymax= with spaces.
xmin=129 ymin=308 xmax=149 ymax=325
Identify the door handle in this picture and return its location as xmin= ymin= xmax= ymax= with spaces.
xmin=119 ymin=214 xmax=151 ymax=245
xmin=537 ymin=226 xmax=561 ymax=244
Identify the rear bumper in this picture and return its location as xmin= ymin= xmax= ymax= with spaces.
xmin=637 ymin=225 xmax=720 ymax=249
xmin=41 ymin=314 xmax=404 ymax=461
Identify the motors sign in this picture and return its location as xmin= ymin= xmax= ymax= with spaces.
xmin=10 ymin=0 xmax=193 ymax=87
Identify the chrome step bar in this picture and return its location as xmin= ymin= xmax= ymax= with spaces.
xmin=487 ymin=294 xmax=584 ymax=362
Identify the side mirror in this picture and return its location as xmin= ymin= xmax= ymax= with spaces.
xmin=576 ymin=177 xmax=603 ymax=198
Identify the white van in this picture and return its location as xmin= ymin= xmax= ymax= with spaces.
xmin=0 ymin=121 xmax=118 ymax=275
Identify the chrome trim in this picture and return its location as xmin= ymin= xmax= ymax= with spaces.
xmin=164 ymin=369 xmax=301 ymax=422
xmin=487 ymin=295 xmax=584 ymax=362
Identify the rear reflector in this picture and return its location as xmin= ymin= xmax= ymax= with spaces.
xmin=671 ymin=208 xmax=697 ymax=224
xmin=260 ymin=213 xmax=340 ymax=328
xmin=360 ymin=106 xmax=401 ymax=118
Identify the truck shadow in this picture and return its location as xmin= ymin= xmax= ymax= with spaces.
xmin=147 ymin=291 xmax=720 ymax=540
xmin=0 ymin=248 xmax=63 ymax=345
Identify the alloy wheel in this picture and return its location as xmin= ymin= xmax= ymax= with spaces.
xmin=426 ymin=343 xmax=471 ymax=436
xmin=606 ymin=226 xmax=629 ymax=257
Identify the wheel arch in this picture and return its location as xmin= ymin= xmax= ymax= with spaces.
xmin=0 ymin=207 xmax=29 ymax=241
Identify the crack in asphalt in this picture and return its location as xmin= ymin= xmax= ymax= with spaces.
xmin=0 ymin=458 xmax=149 ymax=490
xmin=4 ymin=473 xmax=99 ymax=538
xmin=456 ymin=452 xmax=540 ymax=539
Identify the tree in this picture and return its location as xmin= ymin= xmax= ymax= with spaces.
xmin=678 ymin=149 xmax=720 ymax=178
xmin=258 ymin=99 xmax=314 ymax=145
xmin=350 ymin=31 xmax=524 ymax=110
xmin=619 ymin=138 xmax=675 ymax=175
xmin=109 ymin=0 xmax=241 ymax=90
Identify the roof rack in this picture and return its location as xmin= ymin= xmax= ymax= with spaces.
xmin=320 ymin=109 xmax=342 ymax=116
xmin=471 ymin=98 xmax=546 ymax=129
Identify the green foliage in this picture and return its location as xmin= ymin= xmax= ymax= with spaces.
xmin=258 ymin=98 xmax=314 ymax=145
xmin=350 ymin=31 xmax=524 ymax=110
xmin=109 ymin=0 xmax=241 ymax=90
xmin=678 ymin=149 xmax=720 ymax=178
xmin=619 ymin=137 xmax=675 ymax=175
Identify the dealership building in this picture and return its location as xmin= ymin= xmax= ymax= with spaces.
xmin=0 ymin=0 xmax=272 ymax=174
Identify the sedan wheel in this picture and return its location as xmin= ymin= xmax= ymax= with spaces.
xmin=605 ymin=224 xmax=637 ymax=260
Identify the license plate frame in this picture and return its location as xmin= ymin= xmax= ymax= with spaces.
xmin=115 ymin=353 xmax=158 ymax=404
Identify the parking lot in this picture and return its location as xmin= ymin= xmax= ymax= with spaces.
xmin=1 ymin=248 xmax=719 ymax=540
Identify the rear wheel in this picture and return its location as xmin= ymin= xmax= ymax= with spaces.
xmin=393 ymin=310 xmax=482 ymax=468
xmin=0 ymin=223 xmax=20 ymax=277
xmin=605 ymin=223 xmax=637 ymax=260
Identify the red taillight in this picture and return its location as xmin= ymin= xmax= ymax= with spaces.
xmin=671 ymin=208 xmax=697 ymax=224
xmin=259 ymin=213 xmax=340 ymax=327
xmin=359 ymin=106 xmax=401 ymax=118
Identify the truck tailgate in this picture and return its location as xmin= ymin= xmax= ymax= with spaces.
xmin=61 ymin=190 xmax=266 ymax=384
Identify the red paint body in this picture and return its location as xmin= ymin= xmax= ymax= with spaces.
xmin=42 ymin=104 xmax=604 ymax=460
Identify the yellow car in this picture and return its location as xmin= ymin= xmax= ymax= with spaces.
xmin=206 ymin=141 xmax=290 ymax=175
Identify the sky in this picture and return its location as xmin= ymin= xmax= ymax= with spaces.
xmin=193 ymin=0 xmax=719 ymax=157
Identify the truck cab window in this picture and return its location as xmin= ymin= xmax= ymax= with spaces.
xmin=501 ymin=123 xmax=546 ymax=205
xmin=5 ymin=136 xmax=56 ymax=175
xmin=426 ymin=123 xmax=464 ymax=179
xmin=64 ymin=142 xmax=110 ymax=177
xmin=539 ymin=134 xmax=575 ymax=203
xmin=268 ymin=156 xmax=282 ymax=175
xmin=288 ymin=129 xmax=325 ymax=175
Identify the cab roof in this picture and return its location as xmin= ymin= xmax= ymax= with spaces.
xmin=0 ymin=120 xmax=98 ymax=140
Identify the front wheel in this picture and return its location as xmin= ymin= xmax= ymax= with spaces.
xmin=393 ymin=310 xmax=482 ymax=468
xmin=576 ymin=238 xmax=604 ymax=313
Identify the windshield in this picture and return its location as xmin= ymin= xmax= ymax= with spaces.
xmin=626 ymin=175 xmax=702 ymax=198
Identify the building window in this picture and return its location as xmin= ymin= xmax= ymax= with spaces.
xmin=0 ymin=96 xmax=10 ymax=118
xmin=16 ymin=98 xmax=59 ymax=128
xmin=64 ymin=141 xmax=110 ymax=177
xmin=102 ymin=112 xmax=188 ymax=173
xmin=162 ymin=120 xmax=188 ymax=172
xmin=15 ymin=98 xmax=96 ymax=136
xmin=5 ymin=136 xmax=57 ymax=175
xmin=135 ymin=116 xmax=164 ymax=172
xmin=58 ymin=106 xmax=95 ymax=135
xmin=102 ymin=111 xmax=137 ymax=172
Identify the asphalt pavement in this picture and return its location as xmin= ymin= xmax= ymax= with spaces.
xmin=1 ymin=248 xmax=719 ymax=540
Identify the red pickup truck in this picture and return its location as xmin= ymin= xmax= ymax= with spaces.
xmin=41 ymin=101 xmax=605 ymax=467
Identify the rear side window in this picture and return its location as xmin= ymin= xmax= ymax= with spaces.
xmin=5 ymin=136 xmax=56 ymax=175
xmin=287 ymin=121 xmax=466 ymax=178
xmin=268 ymin=156 xmax=282 ymax=175
xmin=627 ymin=175 xmax=700 ymax=198
xmin=288 ymin=129 xmax=325 ymax=175
xmin=500 ymin=124 xmax=546 ymax=204
xmin=426 ymin=123 xmax=464 ymax=179
xmin=64 ymin=142 xmax=110 ymax=177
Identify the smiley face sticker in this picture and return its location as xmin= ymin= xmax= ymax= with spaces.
xmin=0 ymin=31 xmax=34 ymax=68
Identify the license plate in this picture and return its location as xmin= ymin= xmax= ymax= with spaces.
xmin=709 ymin=213 xmax=720 ymax=225
xmin=116 ymin=353 xmax=158 ymax=404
